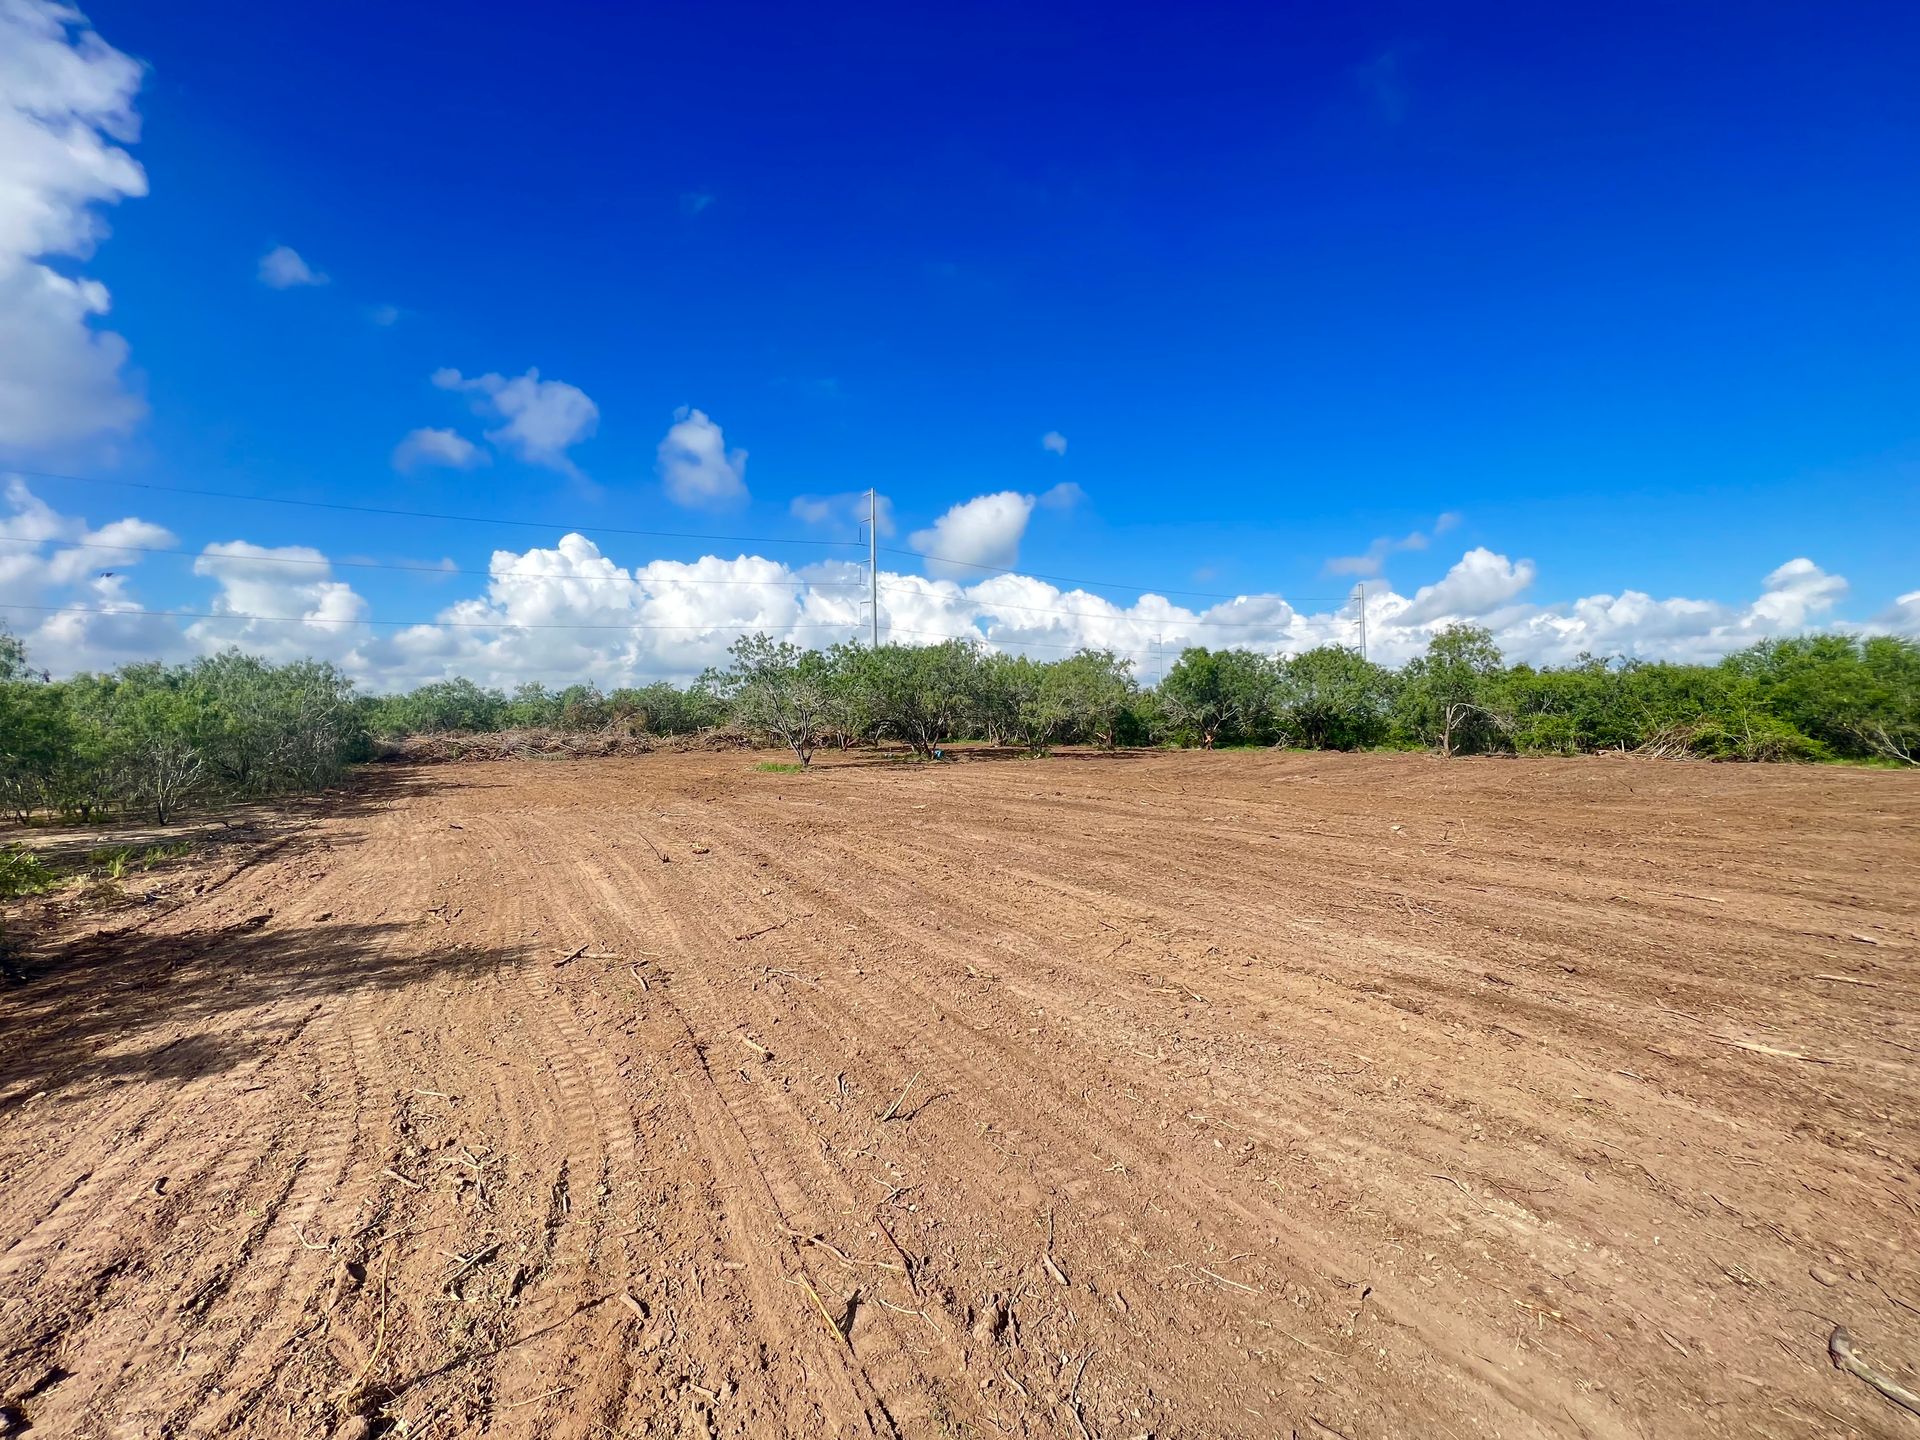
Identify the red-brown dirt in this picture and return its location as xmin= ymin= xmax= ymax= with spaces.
xmin=1 ymin=750 xmax=1916 ymax=1438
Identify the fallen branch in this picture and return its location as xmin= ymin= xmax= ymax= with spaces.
xmin=442 ymin=1240 xmax=503 ymax=1294
xmin=873 ymin=1215 xmax=918 ymax=1291
xmin=1708 ymin=1036 xmax=1836 ymax=1064
xmin=1829 ymin=1325 xmax=1920 ymax=1416
xmin=1811 ymin=973 xmax=1882 ymax=988
xmin=1200 ymin=1266 xmax=1258 ymax=1294
xmin=554 ymin=944 xmax=587 ymax=968
xmin=502 ymin=1385 xmax=575 ymax=1411
xmin=778 ymin=1223 xmax=904 ymax=1274
xmin=878 ymin=1071 xmax=920 ymax=1123
xmin=734 ymin=913 xmax=813 ymax=943
xmin=786 ymin=1272 xmax=851 ymax=1347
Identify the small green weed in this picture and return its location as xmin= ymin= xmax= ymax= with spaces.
xmin=88 ymin=840 xmax=193 ymax=879
xmin=88 ymin=845 xmax=134 ymax=879
xmin=754 ymin=760 xmax=804 ymax=774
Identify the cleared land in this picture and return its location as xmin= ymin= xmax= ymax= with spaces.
xmin=1 ymin=750 xmax=1917 ymax=1439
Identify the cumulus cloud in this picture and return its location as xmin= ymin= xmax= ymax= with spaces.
xmin=1391 ymin=546 xmax=1536 ymax=626
xmin=791 ymin=490 xmax=894 ymax=536
xmin=1873 ymin=590 xmax=1920 ymax=637
xmin=0 ymin=477 xmax=1907 ymax=693
xmin=1326 ymin=511 xmax=1461 ymax=578
xmin=435 ymin=367 xmax=599 ymax=473
xmin=910 ymin=491 xmax=1036 ymax=579
xmin=657 ymin=407 xmax=748 ymax=508
xmin=0 ymin=476 xmax=173 ymax=594
xmin=1041 ymin=431 xmax=1068 ymax=456
xmin=0 ymin=0 xmax=147 ymax=453
xmin=392 ymin=427 xmax=486 ymax=473
xmin=186 ymin=541 xmax=372 ymax=662
xmin=1750 ymin=557 xmax=1847 ymax=629
xmin=906 ymin=484 xmax=1088 ymax=579
xmin=258 ymin=244 xmax=326 ymax=288
xmin=0 ymin=477 xmax=180 ymax=669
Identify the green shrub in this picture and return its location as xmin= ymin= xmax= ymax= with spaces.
xmin=0 ymin=846 xmax=60 ymax=897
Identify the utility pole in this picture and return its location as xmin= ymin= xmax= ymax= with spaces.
xmin=1351 ymin=583 xmax=1367 ymax=662
xmin=867 ymin=487 xmax=880 ymax=648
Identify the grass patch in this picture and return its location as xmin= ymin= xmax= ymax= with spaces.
xmin=754 ymin=760 xmax=804 ymax=774
xmin=88 ymin=845 xmax=134 ymax=879
xmin=0 ymin=846 xmax=60 ymax=898
xmin=87 ymin=840 xmax=194 ymax=879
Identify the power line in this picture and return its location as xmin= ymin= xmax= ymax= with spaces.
xmin=0 ymin=602 xmax=863 ymax=635
xmin=7 ymin=467 xmax=862 ymax=551
xmin=0 ymin=534 xmax=865 ymax=590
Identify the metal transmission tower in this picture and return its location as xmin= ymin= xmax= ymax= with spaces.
xmin=1351 ymin=583 xmax=1367 ymax=661
xmin=867 ymin=488 xmax=880 ymax=647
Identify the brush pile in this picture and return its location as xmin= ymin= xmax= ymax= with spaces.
xmin=373 ymin=725 xmax=754 ymax=764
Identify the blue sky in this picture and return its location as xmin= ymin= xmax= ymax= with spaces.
xmin=2 ymin=1 xmax=1916 ymax=685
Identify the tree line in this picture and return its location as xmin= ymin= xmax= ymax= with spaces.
xmin=0 ymin=625 xmax=1912 ymax=824
xmin=708 ymin=627 xmax=1919 ymax=767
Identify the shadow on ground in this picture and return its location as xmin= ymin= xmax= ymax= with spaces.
xmin=0 ymin=918 xmax=527 ymax=1103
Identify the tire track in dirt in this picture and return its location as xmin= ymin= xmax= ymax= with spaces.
xmin=4 ymin=753 xmax=1915 ymax=1439
xmin=535 ymin=817 xmax=944 ymax=1439
xmin=662 ymin=800 xmax=1604 ymax=1438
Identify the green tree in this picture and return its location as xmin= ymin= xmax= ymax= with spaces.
xmin=1157 ymin=648 xmax=1276 ymax=748
xmin=1273 ymin=647 xmax=1395 ymax=749
xmin=1396 ymin=624 xmax=1510 ymax=755
xmin=714 ymin=633 xmax=834 ymax=766
xmin=846 ymin=640 xmax=983 ymax=756
xmin=1052 ymin=649 xmax=1137 ymax=748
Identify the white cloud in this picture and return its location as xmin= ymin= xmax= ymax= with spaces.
xmin=791 ymin=491 xmax=894 ymax=537
xmin=0 ymin=475 xmax=173 ymax=593
xmin=657 ymin=407 xmax=748 ymax=508
xmin=1873 ymin=590 xmax=1920 ymax=637
xmin=910 ymin=491 xmax=1036 ymax=580
xmin=0 ymin=479 xmax=1907 ymax=692
xmin=1750 ymin=556 xmax=1847 ymax=629
xmin=1041 ymin=431 xmax=1068 ymax=456
xmin=369 ymin=303 xmax=400 ymax=326
xmin=1326 ymin=511 xmax=1462 ymax=578
xmin=435 ymin=366 xmax=599 ymax=474
xmin=392 ymin=427 xmax=486 ymax=473
xmin=1391 ymin=546 xmax=1536 ymax=626
xmin=258 ymin=244 xmax=325 ymax=288
xmin=1038 ymin=481 xmax=1085 ymax=510
xmin=186 ymin=540 xmax=371 ymax=663
xmin=0 ymin=0 xmax=146 ymax=453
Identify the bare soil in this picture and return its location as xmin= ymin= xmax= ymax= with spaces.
xmin=2 ymin=750 xmax=1917 ymax=1439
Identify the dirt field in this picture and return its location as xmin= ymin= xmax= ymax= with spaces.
xmin=2 ymin=751 xmax=1916 ymax=1439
